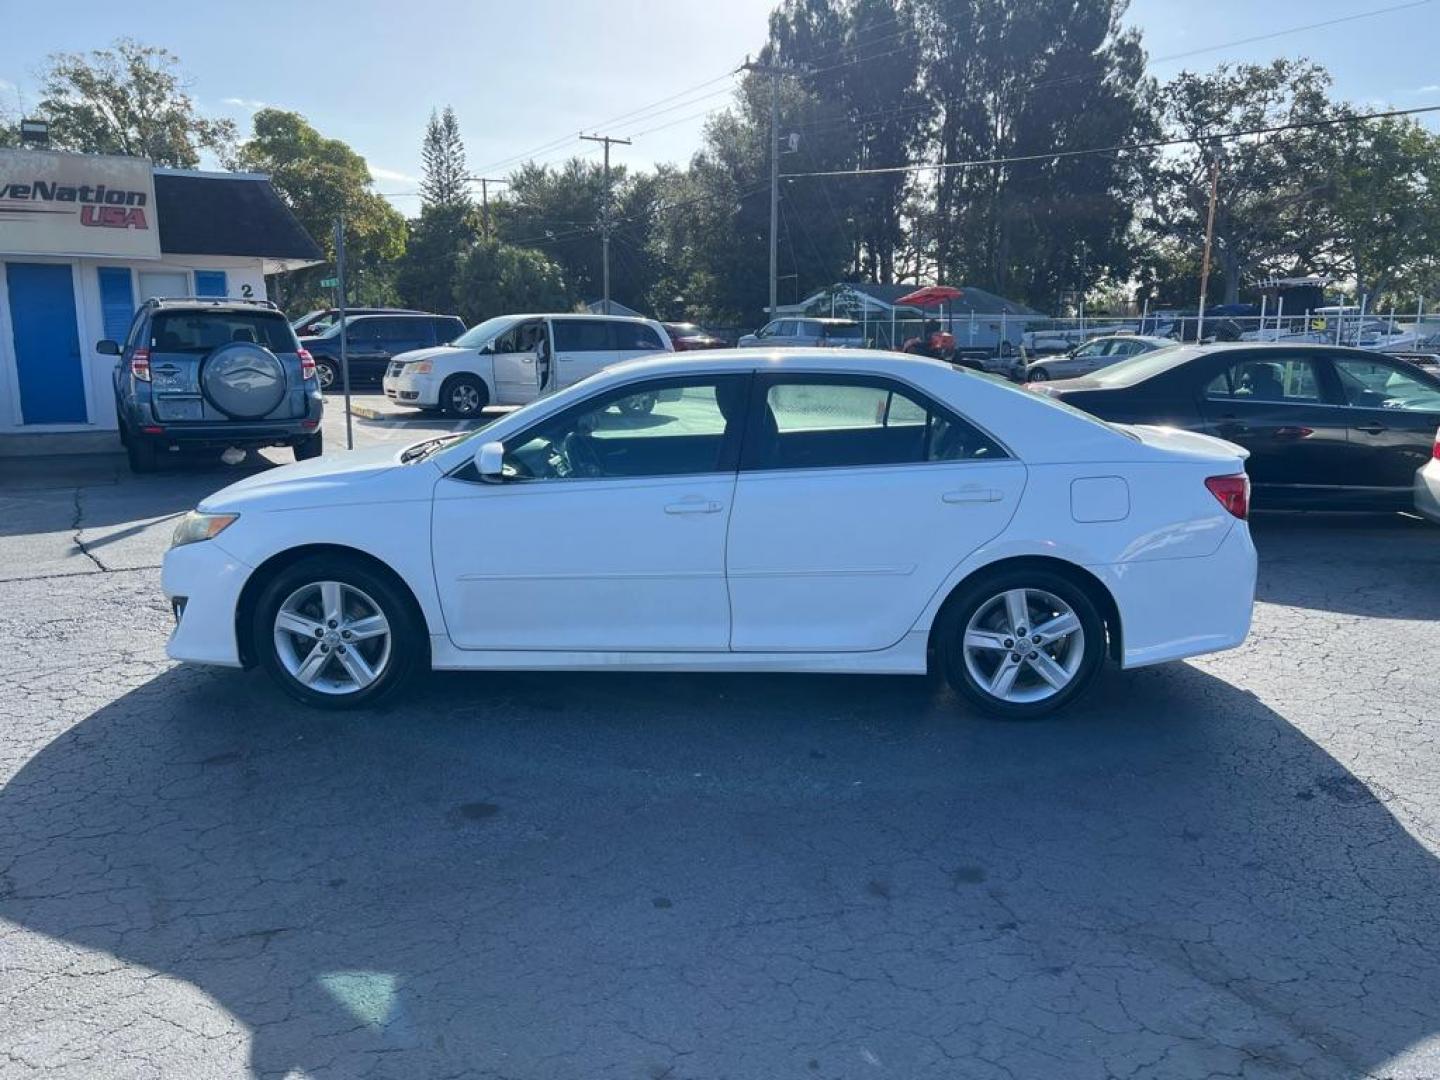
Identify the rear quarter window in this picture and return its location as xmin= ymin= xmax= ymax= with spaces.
xmin=149 ymin=311 xmax=297 ymax=353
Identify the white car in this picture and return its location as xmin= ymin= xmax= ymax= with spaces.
xmin=381 ymin=313 xmax=673 ymax=416
xmin=1416 ymin=429 xmax=1440 ymax=525
xmin=163 ymin=350 xmax=1257 ymax=718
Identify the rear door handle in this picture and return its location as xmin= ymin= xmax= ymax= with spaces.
xmin=943 ymin=488 xmax=1002 ymax=504
xmin=1355 ymin=423 xmax=1387 ymax=435
xmin=665 ymin=499 xmax=723 ymax=515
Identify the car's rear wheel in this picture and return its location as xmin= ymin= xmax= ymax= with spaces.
xmin=293 ymin=432 xmax=324 ymax=461
xmin=441 ymin=374 xmax=488 ymax=417
xmin=123 ymin=426 xmax=160 ymax=473
xmin=252 ymin=555 xmax=424 ymax=709
xmin=314 ymin=357 xmax=338 ymax=392
xmin=937 ymin=567 xmax=1106 ymax=718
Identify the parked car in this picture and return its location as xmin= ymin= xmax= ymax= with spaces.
xmin=1025 ymin=335 xmax=1176 ymax=381
xmin=663 ymin=322 xmax=728 ymax=351
xmin=737 ymin=317 xmax=865 ymax=348
xmin=382 ymin=313 xmax=673 ymax=416
xmin=301 ymin=312 xmax=466 ymax=390
xmin=1029 ymin=343 xmax=1440 ymax=513
xmin=105 ymin=297 xmax=322 ymax=473
xmin=163 ymin=349 xmax=1256 ymax=718
xmin=1415 ymin=427 xmax=1440 ymax=525
xmin=290 ymin=306 xmax=425 ymax=337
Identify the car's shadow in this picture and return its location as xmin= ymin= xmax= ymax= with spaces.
xmin=1252 ymin=510 xmax=1440 ymax=620
xmin=1 ymin=662 xmax=1438 ymax=1078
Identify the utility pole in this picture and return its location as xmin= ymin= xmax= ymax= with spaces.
xmin=333 ymin=216 xmax=353 ymax=451
xmin=471 ymin=177 xmax=506 ymax=236
xmin=743 ymin=57 xmax=795 ymax=319
xmin=1196 ymin=152 xmax=1221 ymax=344
xmin=579 ymin=133 xmax=631 ymax=309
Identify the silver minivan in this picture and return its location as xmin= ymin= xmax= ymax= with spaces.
xmin=382 ymin=313 xmax=674 ymax=416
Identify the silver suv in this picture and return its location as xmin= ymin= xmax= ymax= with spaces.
xmin=105 ymin=297 xmax=323 ymax=473
xmin=738 ymin=317 xmax=865 ymax=348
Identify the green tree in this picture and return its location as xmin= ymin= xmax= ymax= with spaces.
xmin=34 ymin=39 xmax=235 ymax=167
xmin=455 ymin=239 xmax=570 ymax=324
xmin=397 ymin=107 xmax=480 ymax=314
xmin=420 ymin=106 xmax=471 ymax=209
xmin=1147 ymin=60 xmax=1340 ymax=306
xmin=236 ymin=109 xmax=406 ymax=310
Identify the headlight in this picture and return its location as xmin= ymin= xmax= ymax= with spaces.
xmin=411 ymin=360 xmax=433 ymax=374
xmin=171 ymin=511 xmax=239 ymax=549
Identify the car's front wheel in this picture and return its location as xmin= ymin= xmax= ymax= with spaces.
xmin=937 ymin=568 xmax=1106 ymax=718
xmin=440 ymin=374 xmax=489 ymax=417
xmin=1027 ymin=366 xmax=1050 ymax=381
xmin=252 ymin=555 xmax=425 ymax=709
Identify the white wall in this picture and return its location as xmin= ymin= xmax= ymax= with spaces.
xmin=0 ymin=254 xmax=267 ymax=433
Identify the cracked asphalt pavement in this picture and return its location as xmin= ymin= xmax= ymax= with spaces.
xmin=1 ymin=407 xmax=1438 ymax=1079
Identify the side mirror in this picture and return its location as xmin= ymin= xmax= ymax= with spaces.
xmin=474 ymin=440 xmax=505 ymax=482
xmin=97 ymin=339 xmax=121 ymax=355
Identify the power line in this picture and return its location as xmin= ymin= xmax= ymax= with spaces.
xmin=780 ymin=103 xmax=1440 ymax=179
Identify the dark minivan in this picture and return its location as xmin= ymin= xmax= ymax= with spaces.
xmin=301 ymin=312 xmax=467 ymax=389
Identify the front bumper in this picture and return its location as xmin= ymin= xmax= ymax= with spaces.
xmin=382 ymin=371 xmax=439 ymax=407
xmin=1415 ymin=460 xmax=1440 ymax=525
xmin=162 ymin=539 xmax=253 ymax=667
xmin=1095 ymin=522 xmax=1257 ymax=669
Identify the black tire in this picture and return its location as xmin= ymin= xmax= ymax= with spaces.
xmin=124 ymin=427 xmax=161 ymax=473
xmin=293 ymin=432 xmax=324 ymax=461
xmin=1027 ymin=366 xmax=1050 ymax=381
xmin=252 ymin=554 xmax=425 ymax=710
xmin=440 ymin=374 xmax=489 ymax=417
xmin=936 ymin=566 xmax=1107 ymax=719
xmin=314 ymin=357 xmax=339 ymax=393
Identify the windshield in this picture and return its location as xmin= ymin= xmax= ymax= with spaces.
xmin=453 ymin=316 xmax=521 ymax=349
xmin=1085 ymin=344 xmax=1198 ymax=386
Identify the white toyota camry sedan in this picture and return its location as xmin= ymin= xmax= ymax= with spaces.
xmin=163 ymin=350 xmax=1257 ymax=718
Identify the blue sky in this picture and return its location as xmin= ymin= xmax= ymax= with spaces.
xmin=1 ymin=0 xmax=1436 ymax=212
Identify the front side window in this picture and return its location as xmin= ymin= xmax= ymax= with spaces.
xmin=774 ymin=321 xmax=797 ymax=337
xmin=1332 ymin=357 xmax=1440 ymax=412
xmin=502 ymin=375 xmax=749 ymax=480
xmin=1206 ymin=356 xmax=1322 ymax=402
xmin=1073 ymin=341 xmax=1106 ymax=358
xmin=746 ymin=376 xmax=1004 ymax=470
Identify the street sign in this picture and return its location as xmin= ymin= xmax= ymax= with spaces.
xmin=320 ymin=276 xmax=339 ymax=288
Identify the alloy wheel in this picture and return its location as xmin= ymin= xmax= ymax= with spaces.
xmin=272 ymin=580 xmax=392 ymax=696
xmin=961 ymin=588 xmax=1085 ymax=704
xmin=450 ymin=383 xmax=482 ymax=415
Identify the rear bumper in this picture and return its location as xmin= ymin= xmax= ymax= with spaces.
xmin=163 ymin=539 xmax=253 ymax=667
xmin=1415 ymin=460 xmax=1440 ymax=525
xmin=121 ymin=393 xmax=323 ymax=447
xmin=1095 ymin=522 xmax=1257 ymax=669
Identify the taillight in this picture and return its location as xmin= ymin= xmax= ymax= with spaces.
xmin=1205 ymin=474 xmax=1250 ymax=520
xmin=298 ymin=347 xmax=316 ymax=381
xmin=130 ymin=346 xmax=151 ymax=382
xmin=1432 ymin=431 xmax=1440 ymax=460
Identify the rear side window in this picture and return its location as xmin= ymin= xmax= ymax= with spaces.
xmin=1206 ymin=356 xmax=1322 ymax=402
xmin=553 ymin=320 xmax=612 ymax=352
xmin=376 ymin=317 xmax=435 ymax=347
xmin=433 ymin=317 xmax=464 ymax=343
xmin=747 ymin=376 xmax=1005 ymax=470
xmin=148 ymin=311 xmax=296 ymax=353
xmin=611 ymin=322 xmax=666 ymax=351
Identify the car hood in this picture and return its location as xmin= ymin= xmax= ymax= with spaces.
xmin=391 ymin=344 xmax=468 ymax=365
xmin=199 ymin=443 xmax=416 ymax=513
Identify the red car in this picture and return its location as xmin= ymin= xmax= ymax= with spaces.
xmin=663 ymin=322 xmax=727 ymax=351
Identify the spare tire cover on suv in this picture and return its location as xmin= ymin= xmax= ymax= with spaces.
xmin=200 ymin=342 xmax=288 ymax=419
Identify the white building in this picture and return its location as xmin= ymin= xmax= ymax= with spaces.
xmin=0 ymin=148 xmax=321 ymax=454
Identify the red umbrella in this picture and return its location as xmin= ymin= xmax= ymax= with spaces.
xmin=895 ymin=285 xmax=963 ymax=308
xmin=896 ymin=285 xmax=965 ymax=344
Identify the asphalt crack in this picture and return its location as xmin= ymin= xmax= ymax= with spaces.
xmin=70 ymin=487 xmax=110 ymax=574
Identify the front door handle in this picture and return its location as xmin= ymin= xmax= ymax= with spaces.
xmin=943 ymin=488 xmax=1002 ymax=504
xmin=665 ymin=499 xmax=723 ymax=515
xmin=1355 ymin=423 xmax=1387 ymax=435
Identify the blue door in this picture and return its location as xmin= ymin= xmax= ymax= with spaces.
xmin=7 ymin=263 xmax=87 ymax=424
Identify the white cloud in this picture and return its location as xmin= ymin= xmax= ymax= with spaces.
xmin=221 ymin=96 xmax=271 ymax=112
xmin=369 ymin=166 xmax=419 ymax=184
xmin=1414 ymin=84 xmax=1440 ymax=95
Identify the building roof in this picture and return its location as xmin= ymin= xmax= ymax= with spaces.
xmin=788 ymin=282 xmax=1045 ymax=318
xmin=153 ymin=171 xmax=323 ymax=271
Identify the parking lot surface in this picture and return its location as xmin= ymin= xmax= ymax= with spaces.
xmin=1 ymin=409 xmax=1438 ymax=1079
